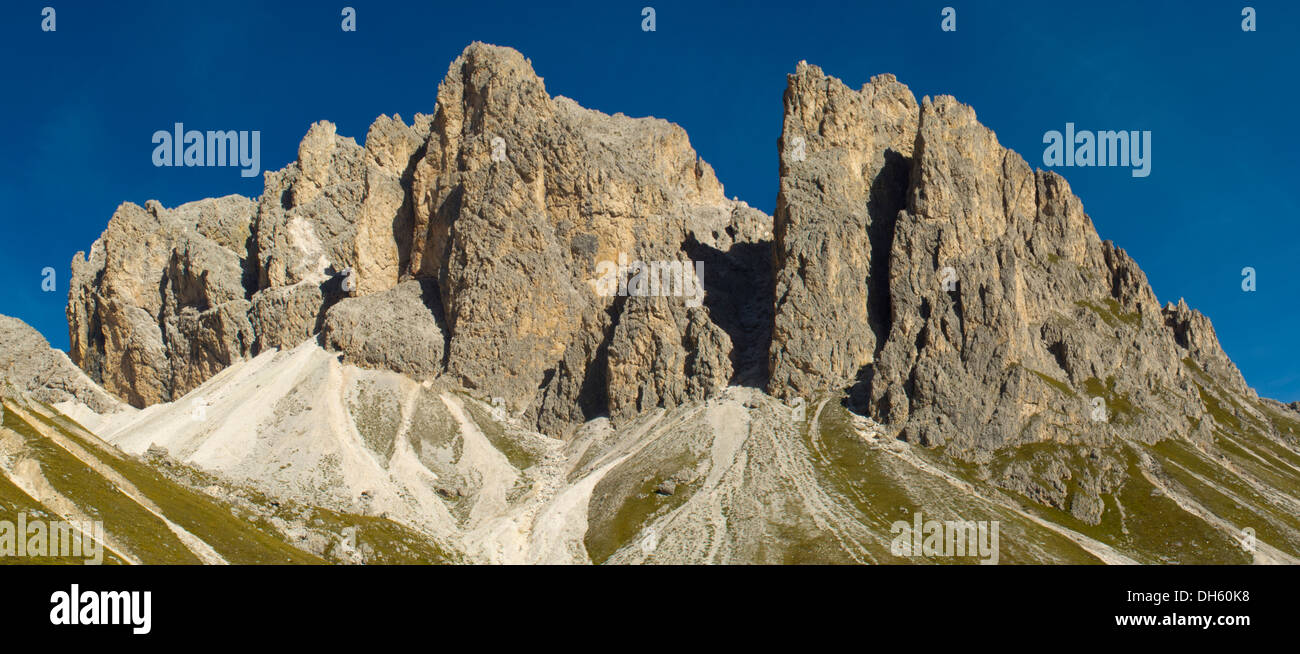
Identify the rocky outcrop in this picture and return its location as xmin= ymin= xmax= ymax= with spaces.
xmin=250 ymin=120 xmax=364 ymax=350
xmin=321 ymin=279 xmax=446 ymax=379
xmin=0 ymin=315 xmax=124 ymax=413
xmin=68 ymin=196 xmax=257 ymax=407
xmin=1163 ymin=297 xmax=1251 ymax=395
xmin=768 ymin=65 xmax=918 ymax=400
xmin=353 ymin=114 xmax=429 ymax=297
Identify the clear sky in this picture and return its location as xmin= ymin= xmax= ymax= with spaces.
xmin=1 ymin=0 xmax=1296 ymax=400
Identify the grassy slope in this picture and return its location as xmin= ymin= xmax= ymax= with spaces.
xmin=4 ymin=398 xmax=468 ymax=564
xmin=3 ymin=405 xmax=198 ymax=563
xmin=23 ymin=404 xmax=323 ymax=564
xmin=44 ymin=402 xmax=464 ymax=565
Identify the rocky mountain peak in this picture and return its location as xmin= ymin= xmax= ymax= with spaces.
xmin=66 ymin=43 xmax=767 ymax=439
xmin=760 ymin=62 xmax=1298 ymax=523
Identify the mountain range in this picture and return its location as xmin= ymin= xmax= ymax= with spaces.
xmin=2 ymin=43 xmax=1297 ymax=564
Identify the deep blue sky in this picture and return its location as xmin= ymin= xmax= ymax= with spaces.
xmin=1 ymin=1 xmax=1296 ymax=400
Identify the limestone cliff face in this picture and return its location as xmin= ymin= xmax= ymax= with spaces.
xmin=249 ymin=116 xmax=431 ymax=352
xmin=407 ymin=44 xmax=766 ymax=432
xmin=67 ymin=112 xmax=438 ymax=410
xmin=865 ymin=95 xmax=1187 ymax=459
xmin=767 ymin=68 xmax=1289 ymax=523
xmin=67 ymin=43 xmax=764 ymax=435
xmin=68 ymin=196 xmax=256 ymax=407
xmin=768 ymin=65 xmax=917 ymax=400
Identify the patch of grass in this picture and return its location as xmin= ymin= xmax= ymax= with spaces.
xmin=308 ymin=507 xmax=463 ymax=564
xmin=1150 ymin=440 xmax=1300 ymax=557
xmin=1181 ymin=357 xmax=1201 ymax=373
xmin=1026 ymin=367 xmax=1077 ymax=398
xmin=186 ymin=469 xmax=462 ymax=564
xmin=405 ymin=391 xmax=462 ymax=464
xmin=1103 ymin=298 xmax=1142 ymax=327
xmin=1012 ymin=448 xmax=1248 ymax=563
xmin=0 ymin=457 xmax=52 ymax=517
xmin=1260 ymin=405 xmax=1300 ymax=441
xmin=585 ymin=447 xmax=702 ymax=565
xmin=20 ymin=401 xmax=463 ymax=564
xmin=1181 ymin=360 xmax=1268 ymax=430
xmin=831 ymin=411 xmax=1103 ymax=564
xmin=1226 ymin=422 xmax=1300 ymax=473
xmin=460 ymin=396 xmax=539 ymax=471
xmin=1212 ymin=431 xmax=1300 ymax=493
xmin=760 ymin=519 xmax=863 ymax=565
xmin=1198 ymin=385 xmax=1239 ymax=431
xmin=0 ymin=461 xmax=127 ymax=565
xmin=1075 ymin=298 xmax=1142 ymax=329
xmin=795 ymin=404 xmax=913 ymax=563
xmin=813 ymin=405 xmax=918 ymax=534
xmin=1182 ymin=363 xmax=1300 ymax=471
